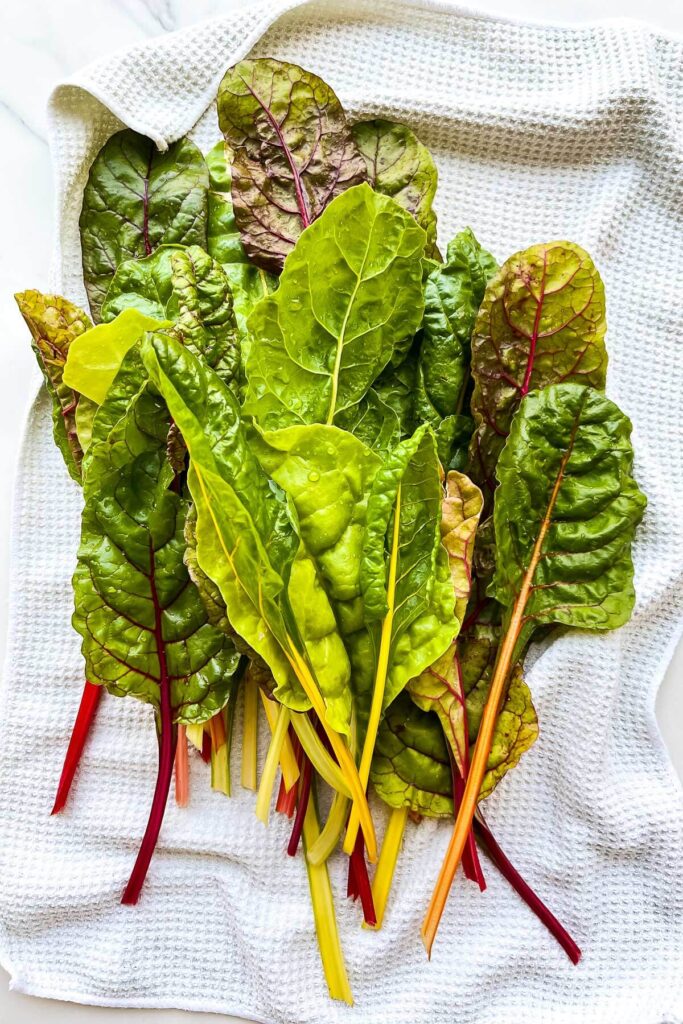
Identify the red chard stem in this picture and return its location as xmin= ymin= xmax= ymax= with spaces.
xmin=51 ymin=680 xmax=102 ymax=815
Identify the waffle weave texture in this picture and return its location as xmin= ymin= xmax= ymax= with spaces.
xmin=1 ymin=1 xmax=683 ymax=1021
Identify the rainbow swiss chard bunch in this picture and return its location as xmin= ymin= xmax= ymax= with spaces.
xmin=15 ymin=56 xmax=645 ymax=1004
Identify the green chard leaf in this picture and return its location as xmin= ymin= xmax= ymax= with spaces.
xmin=15 ymin=290 xmax=92 ymax=482
xmin=72 ymin=383 xmax=239 ymax=723
xmin=205 ymin=140 xmax=249 ymax=266
xmin=217 ymin=57 xmax=367 ymax=272
xmin=351 ymin=118 xmax=440 ymax=258
xmin=79 ymin=130 xmax=209 ymax=322
xmin=334 ymin=389 xmax=401 ymax=454
xmin=371 ymin=691 xmax=453 ymax=817
xmin=101 ymin=245 xmax=240 ymax=389
xmin=491 ymin=382 xmax=646 ymax=658
xmin=244 ymin=183 xmax=426 ymax=429
xmin=468 ymin=241 xmax=607 ymax=506
xmin=141 ymin=332 xmax=353 ymax=735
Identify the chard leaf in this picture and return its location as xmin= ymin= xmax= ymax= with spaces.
xmin=205 ymin=140 xmax=249 ymax=266
xmin=251 ymin=423 xmax=381 ymax=643
xmin=468 ymin=241 xmax=607 ymax=504
xmin=370 ymin=692 xmax=452 ymax=817
xmin=244 ymin=183 xmax=426 ymax=429
xmin=15 ymin=290 xmax=92 ymax=482
xmin=407 ymin=470 xmax=483 ymax=779
xmin=80 ymin=130 xmax=208 ymax=321
xmin=101 ymin=246 xmax=179 ymax=321
xmin=223 ymin=263 xmax=276 ymax=372
xmin=72 ymin=385 xmax=239 ymax=723
xmin=355 ymin=425 xmax=458 ymax=749
xmin=217 ymin=57 xmax=367 ymax=271
xmin=334 ymin=389 xmax=401 ymax=454
xmin=491 ymin=383 xmax=646 ymax=658
xmin=63 ymin=308 xmax=169 ymax=404
xmin=351 ymin=118 xmax=440 ymax=258
xmin=419 ymin=228 xmax=498 ymax=422
xmin=141 ymin=333 xmax=353 ymax=735
xmin=101 ymin=246 xmax=240 ymax=388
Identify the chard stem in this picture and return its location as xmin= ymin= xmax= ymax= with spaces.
xmin=290 ymin=712 xmax=351 ymax=799
xmin=174 ymin=725 xmax=189 ymax=807
xmin=260 ymin=691 xmax=300 ymax=791
xmin=210 ymin=711 xmax=230 ymax=796
xmin=286 ymin=645 xmax=377 ymax=862
xmin=185 ymin=722 xmax=206 ymax=753
xmin=241 ymin=674 xmax=259 ymax=790
xmin=367 ymin=805 xmax=408 ymax=929
xmin=287 ymin=753 xmax=313 ymax=856
xmin=474 ymin=813 xmax=581 ymax=964
xmin=344 ymin=486 xmax=402 ymax=857
xmin=255 ymin=705 xmax=290 ymax=824
xmin=306 ymin=791 xmax=350 ymax=866
xmin=302 ymin=789 xmax=353 ymax=1005
xmin=51 ymin=679 xmax=102 ymax=815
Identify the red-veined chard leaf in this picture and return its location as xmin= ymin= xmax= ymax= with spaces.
xmin=423 ymin=381 xmax=646 ymax=953
xmin=79 ymin=130 xmax=208 ymax=322
xmin=351 ymin=118 xmax=440 ymax=259
xmin=15 ymin=290 xmax=92 ymax=482
xmin=468 ymin=241 xmax=607 ymax=507
xmin=244 ymin=183 xmax=426 ymax=430
xmin=217 ymin=57 xmax=367 ymax=272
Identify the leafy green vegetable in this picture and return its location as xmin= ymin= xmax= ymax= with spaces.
xmin=344 ymin=425 xmax=458 ymax=854
xmin=244 ymin=184 xmax=426 ymax=429
xmin=15 ymin=290 xmax=92 ymax=482
xmin=468 ymin=241 xmax=607 ymax=504
xmin=63 ymin=308 xmax=169 ymax=404
xmin=371 ymin=692 xmax=452 ymax=817
xmin=422 ymin=382 xmax=646 ymax=953
xmin=334 ymin=390 xmax=401 ymax=454
xmin=73 ymin=385 xmax=239 ymax=721
xmin=101 ymin=246 xmax=179 ymax=322
xmin=79 ymin=130 xmax=208 ymax=322
xmin=217 ymin=57 xmax=367 ymax=271
xmin=351 ymin=118 xmax=440 ymax=258
xmin=205 ymin=140 xmax=249 ymax=266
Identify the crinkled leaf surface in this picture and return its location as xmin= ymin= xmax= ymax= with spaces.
xmin=101 ymin=246 xmax=240 ymax=388
xmin=142 ymin=333 xmax=352 ymax=734
xmin=217 ymin=57 xmax=367 ymax=271
xmin=253 ymin=423 xmax=380 ymax=635
xmin=101 ymin=246 xmax=179 ymax=322
xmin=244 ymin=184 xmax=425 ymax=429
xmin=468 ymin=241 xmax=607 ymax=504
xmin=15 ymin=290 xmax=92 ymax=482
xmin=63 ymin=308 xmax=169 ymax=404
xmin=408 ymin=470 xmax=481 ymax=775
xmin=223 ymin=263 xmax=275 ymax=373
xmin=352 ymin=118 xmax=440 ymax=258
xmin=205 ymin=140 xmax=249 ymax=266
xmin=491 ymin=383 xmax=646 ymax=660
xmin=371 ymin=692 xmax=452 ymax=817
xmin=334 ymin=389 xmax=401 ymax=454
xmin=72 ymin=385 xmax=238 ymax=723
xmin=79 ymin=130 xmax=208 ymax=321
xmin=358 ymin=425 xmax=457 ymax=734
xmin=418 ymin=228 xmax=497 ymax=424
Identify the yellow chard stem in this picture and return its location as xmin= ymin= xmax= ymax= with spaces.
xmin=344 ymin=485 xmax=401 ymax=857
xmin=286 ymin=644 xmax=377 ymax=863
xmin=302 ymin=790 xmax=354 ymax=1005
xmin=209 ymin=711 xmax=230 ymax=796
xmin=241 ymin=674 xmax=259 ymax=791
xmin=306 ymin=791 xmax=350 ymax=867
xmin=368 ymin=805 xmax=408 ymax=930
xmin=290 ymin=713 xmax=351 ymax=799
xmin=255 ymin=705 xmax=291 ymax=824
xmin=260 ymin=689 xmax=300 ymax=791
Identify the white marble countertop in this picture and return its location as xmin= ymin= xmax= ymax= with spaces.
xmin=1 ymin=0 xmax=682 ymax=1021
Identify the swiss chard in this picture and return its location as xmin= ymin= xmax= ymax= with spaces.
xmin=217 ymin=58 xmax=367 ymax=271
xmin=80 ymin=130 xmax=209 ymax=322
xmin=423 ymin=382 xmax=646 ymax=953
xmin=244 ymin=183 xmax=426 ymax=429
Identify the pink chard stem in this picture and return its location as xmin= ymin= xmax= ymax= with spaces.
xmin=51 ymin=679 xmax=103 ymax=815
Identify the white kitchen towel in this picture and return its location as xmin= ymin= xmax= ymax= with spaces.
xmin=2 ymin=1 xmax=683 ymax=1022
